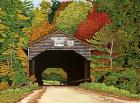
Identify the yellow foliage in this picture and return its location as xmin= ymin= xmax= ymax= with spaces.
xmin=16 ymin=9 xmax=22 ymax=14
xmin=0 ymin=62 xmax=12 ymax=76
xmin=32 ymin=8 xmax=47 ymax=27
xmin=0 ymin=82 xmax=9 ymax=91
xmin=17 ymin=13 xmax=30 ymax=20
xmin=52 ymin=1 xmax=72 ymax=24
xmin=16 ymin=48 xmax=29 ymax=75
xmin=13 ymin=32 xmax=20 ymax=38
xmin=18 ymin=38 xmax=24 ymax=47
xmin=0 ymin=8 xmax=6 ymax=17
xmin=0 ymin=23 xmax=8 ymax=30
xmin=22 ymin=27 xmax=32 ymax=35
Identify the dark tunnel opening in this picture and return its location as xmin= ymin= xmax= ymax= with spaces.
xmin=30 ymin=50 xmax=90 ymax=86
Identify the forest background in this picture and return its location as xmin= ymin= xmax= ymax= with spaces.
xmin=0 ymin=0 xmax=140 ymax=94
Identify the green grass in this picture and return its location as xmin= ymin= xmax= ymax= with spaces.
xmin=136 ymin=69 xmax=140 ymax=82
xmin=0 ymin=84 xmax=39 ymax=103
xmin=80 ymin=82 xmax=140 ymax=99
xmin=43 ymin=80 xmax=61 ymax=85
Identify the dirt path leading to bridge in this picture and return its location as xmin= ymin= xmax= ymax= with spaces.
xmin=38 ymin=86 xmax=140 ymax=103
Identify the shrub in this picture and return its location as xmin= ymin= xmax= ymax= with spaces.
xmin=44 ymin=73 xmax=65 ymax=81
xmin=136 ymin=82 xmax=140 ymax=94
xmin=92 ymin=70 xmax=109 ymax=83
xmin=0 ymin=82 xmax=9 ymax=91
xmin=80 ymin=82 xmax=140 ymax=99
xmin=91 ymin=69 xmax=139 ymax=94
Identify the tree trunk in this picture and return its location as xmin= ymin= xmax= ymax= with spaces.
xmin=110 ymin=41 xmax=113 ymax=69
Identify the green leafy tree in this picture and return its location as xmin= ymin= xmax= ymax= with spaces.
xmin=32 ymin=0 xmax=51 ymax=27
xmin=56 ymin=1 xmax=92 ymax=34
xmin=0 ymin=0 xmax=33 ymax=85
xmin=89 ymin=25 xmax=127 ymax=69
xmin=48 ymin=0 xmax=61 ymax=23
xmin=95 ymin=0 xmax=140 ymax=68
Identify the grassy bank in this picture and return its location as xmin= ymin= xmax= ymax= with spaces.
xmin=0 ymin=84 xmax=39 ymax=103
xmin=137 ymin=69 xmax=140 ymax=82
xmin=80 ymin=82 xmax=140 ymax=99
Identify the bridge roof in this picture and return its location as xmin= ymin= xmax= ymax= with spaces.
xmin=27 ymin=31 xmax=95 ymax=60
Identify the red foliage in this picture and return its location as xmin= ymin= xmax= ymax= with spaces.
xmin=87 ymin=8 xmax=111 ymax=26
xmin=75 ymin=20 xmax=100 ymax=41
xmin=91 ymin=50 xmax=108 ymax=56
xmin=75 ymin=7 xmax=111 ymax=42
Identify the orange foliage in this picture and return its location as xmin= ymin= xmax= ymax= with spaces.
xmin=0 ymin=82 xmax=9 ymax=90
xmin=29 ymin=21 xmax=55 ymax=43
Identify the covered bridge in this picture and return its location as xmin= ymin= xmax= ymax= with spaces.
xmin=25 ymin=31 xmax=94 ymax=86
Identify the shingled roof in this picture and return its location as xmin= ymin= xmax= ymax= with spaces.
xmin=29 ymin=31 xmax=94 ymax=48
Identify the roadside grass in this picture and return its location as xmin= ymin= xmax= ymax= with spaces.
xmin=0 ymin=83 xmax=39 ymax=103
xmin=43 ymin=80 xmax=61 ymax=85
xmin=80 ymin=82 xmax=140 ymax=99
xmin=136 ymin=69 xmax=140 ymax=82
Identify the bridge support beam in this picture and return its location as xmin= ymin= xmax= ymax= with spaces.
xmin=29 ymin=59 xmax=35 ymax=76
xmin=84 ymin=60 xmax=91 ymax=82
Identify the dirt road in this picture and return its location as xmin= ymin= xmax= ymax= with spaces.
xmin=38 ymin=86 xmax=140 ymax=103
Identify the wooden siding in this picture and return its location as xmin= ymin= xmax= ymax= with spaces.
xmin=28 ymin=31 xmax=94 ymax=60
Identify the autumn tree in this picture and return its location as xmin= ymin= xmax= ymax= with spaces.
xmin=29 ymin=0 xmax=56 ymax=43
xmin=32 ymin=0 xmax=51 ymax=27
xmin=29 ymin=21 xmax=55 ymax=43
xmin=75 ymin=7 xmax=111 ymax=41
xmin=0 ymin=0 xmax=33 ymax=85
xmin=89 ymin=25 xmax=127 ymax=69
xmin=51 ymin=1 xmax=72 ymax=24
xmin=56 ymin=1 xmax=92 ymax=34
xmin=48 ymin=0 xmax=61 ymax=23
xmin=95 ymin=0 xmax=140 ymax=68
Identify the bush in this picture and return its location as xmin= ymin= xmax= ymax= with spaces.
xmin=0 ymin=82 xmax=9 ymax=91
xmin=137 ymin=83 xmax=140 ymax=94
xmin=44 ymin=73 xmax=65 ymax=81
xmin=92 ymin=70 xmax=109 ymax=83
xmin=80 ymin=82 xmax=140 ymax=99
xmin=91 ymin=69 xmax=139 ymax=94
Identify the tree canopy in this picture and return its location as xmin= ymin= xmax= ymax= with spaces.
xmin=0 ymin=0 xmax=140 ymax=89
xmin=56 ymin=2 xmax=92 ymax=34
xmin=75 ymin=7 xmax=111 ymax=41
xmin=0 ymin=0 xmax=33 ymax=86
xmin=95 ymin=0 xmax=140 ymax=68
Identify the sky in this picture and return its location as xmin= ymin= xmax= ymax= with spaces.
xmin=33 ymin=0 xmax=40 ymax=7
xmin=32 ymin=0 xmax=83 ymax=7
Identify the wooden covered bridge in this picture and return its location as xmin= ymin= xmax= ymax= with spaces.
xmin=24 ymin=31 xmax=94 ymax=86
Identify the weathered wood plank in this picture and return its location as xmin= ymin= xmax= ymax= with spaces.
xmin=28 ymin=32 xmax=94 ymax=60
